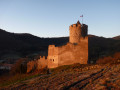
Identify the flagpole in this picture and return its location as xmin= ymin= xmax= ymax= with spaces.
xmin=82 ymin=15 xmax=83 ymax=25
xmin=80 ymin=15 xmax=83 ymax=25
xmin=82 ymin=16 xmax=83 ymax=25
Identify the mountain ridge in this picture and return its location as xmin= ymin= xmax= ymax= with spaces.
xmin=0 ymin=28 xmax=120 ymax=63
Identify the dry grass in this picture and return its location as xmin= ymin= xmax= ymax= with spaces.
xmin=0 ymin=66 xmax=50 ymax=87
xmin=1 ymin=63 xmax=120 ymax=89
xmin=0 ymin=73 xmax=41 ymax=87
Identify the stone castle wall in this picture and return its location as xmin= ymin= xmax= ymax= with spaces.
xmin=48 ymin=37 xmax=88 ymax=68
xmin=27 ymin=56 xmax=47 ymax=73
xmin=48 ymin=45 xmax=59 ymax=68
xmin=47 ymin=21 xmax=88 ymax=68
xmin=27 ymin=60 xmax=38 ymax=73
xmin=27 ymin=21 xmax=89 ymax=70
xmin=37 ymin=56 xmax=47 ymax=69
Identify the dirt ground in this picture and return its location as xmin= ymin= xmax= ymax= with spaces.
xmin=1 ymin=64 xmax=120 ymax=90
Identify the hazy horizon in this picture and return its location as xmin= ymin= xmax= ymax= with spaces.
xmin=0 ymin=0 xmax=120 ymax=38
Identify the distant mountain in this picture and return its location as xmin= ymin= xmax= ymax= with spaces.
xmin=113 ymin=35 xmax=120 ymax=40
xmin=88 ymin=35 xmax=120 ymax=63
xmin=0 ymin=29 xmax=69 ymax=49
xmin=0 ymin=29 xmax=68 ymax=60
xmin=0 ymin=28 xmax=120 ymax=63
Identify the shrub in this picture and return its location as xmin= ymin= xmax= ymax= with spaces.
xmin=113 ymin=52 xmax=120 ymax=59
xmin=97 ymin=56 xmax=113 ymax=64
xmin=10 ymin=58 xmax=28 ymax=75
xmin=96 ymin=52 xmax=120 ymax=64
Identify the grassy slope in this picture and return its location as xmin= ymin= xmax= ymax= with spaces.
xmin=1 ymin=63 xmax=120 ymax=89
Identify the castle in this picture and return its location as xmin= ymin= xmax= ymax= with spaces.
xmin=27 ymin=21 xmax=88 ymax=72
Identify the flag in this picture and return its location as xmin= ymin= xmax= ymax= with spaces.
xmin=80 ymin=15 xmax=83 ymax=17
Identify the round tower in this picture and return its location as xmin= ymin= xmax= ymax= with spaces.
xmin=81 ymin=24 xmax=88 ymax=37
xmin=69 ymin=21 xmax=82 ymax=43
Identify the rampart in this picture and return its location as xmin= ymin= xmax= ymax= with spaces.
xmin=27 ymin=56 xmax=47 ymax=73
xmin=48 ymin=45 xmax=59 ymax=68
xmin=48 ymin=36 xmax=88 ymax=68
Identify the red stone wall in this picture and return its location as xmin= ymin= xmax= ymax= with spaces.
xmin=27 ymin=56 xmax=48 ymax=73
xmin=37 ymin=56 xmax=47 ymax=69
xmin=27 ymin=60 xmax=37 ymax=73
xmin=48 ymin=45 xmax=59 ymax=68
xmin=58 ymin=37 xmax=88 ymax=66
xmin=47 ymin=37 xmax=88 ymax=68
xmin=47 ymin=22 xmax=88 ymax=68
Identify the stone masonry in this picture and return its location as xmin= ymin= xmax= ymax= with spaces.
xmin=27 ymin=21 xmax=88 ymax=71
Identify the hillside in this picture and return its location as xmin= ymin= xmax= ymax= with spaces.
xmin=0 ymin=29 xmax=120 ymax=63
xmin=0 ymin=29 xmax=120 ymax=89
xmin=0 ymin=29 xmax=68 ymax=61
xmin=1 ymin=63 xmax=120 ymax=89
xmin=89 ymin=35 xmax=120 ymax=63
xmin=113 ymin=35 xmax=120 ymax=40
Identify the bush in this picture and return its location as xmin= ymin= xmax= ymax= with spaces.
xmin=96 ymin=52 xmax=120 ymax=64
xmin=97 ymin=56 xmax=113 ymax=64
xmin=113 ymin=52 xmax=120 ymax=59
xmin=10 ymin=58 xmax=28 ymax=75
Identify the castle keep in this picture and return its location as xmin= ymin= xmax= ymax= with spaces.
xmin=48 ymin=21 xmax=88 ymax=68
xmin=27 ymin=21 xmax=88 ymax=72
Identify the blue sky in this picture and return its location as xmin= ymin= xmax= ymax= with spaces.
xmin=0 ymin=0 xmax=120 ymax=38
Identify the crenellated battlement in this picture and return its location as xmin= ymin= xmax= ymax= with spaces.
xmin=69 ymin=21 xmax=82 ymax=43
xmin=80 ymin=36 xmax=88 ymax=39
xmin=69 ymin=23 xmax=81 ymax=29
xmin=40 ymin=56 xmax=47 ymax=59
xmin=49 ymin=45 xmax=55 ymax=47
xmin=69 ymin=21 xmax=88 ymax=44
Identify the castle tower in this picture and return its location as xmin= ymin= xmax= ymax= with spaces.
xmin=47 ymin=21 xmax=89 ymax=68
xmin=81 ymin=24 xmax=88 ymax=37
xmin=69 ymin=21 xmax=81 ymax=43
xmin=69 ymin=21 xmax=88 ymax=43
